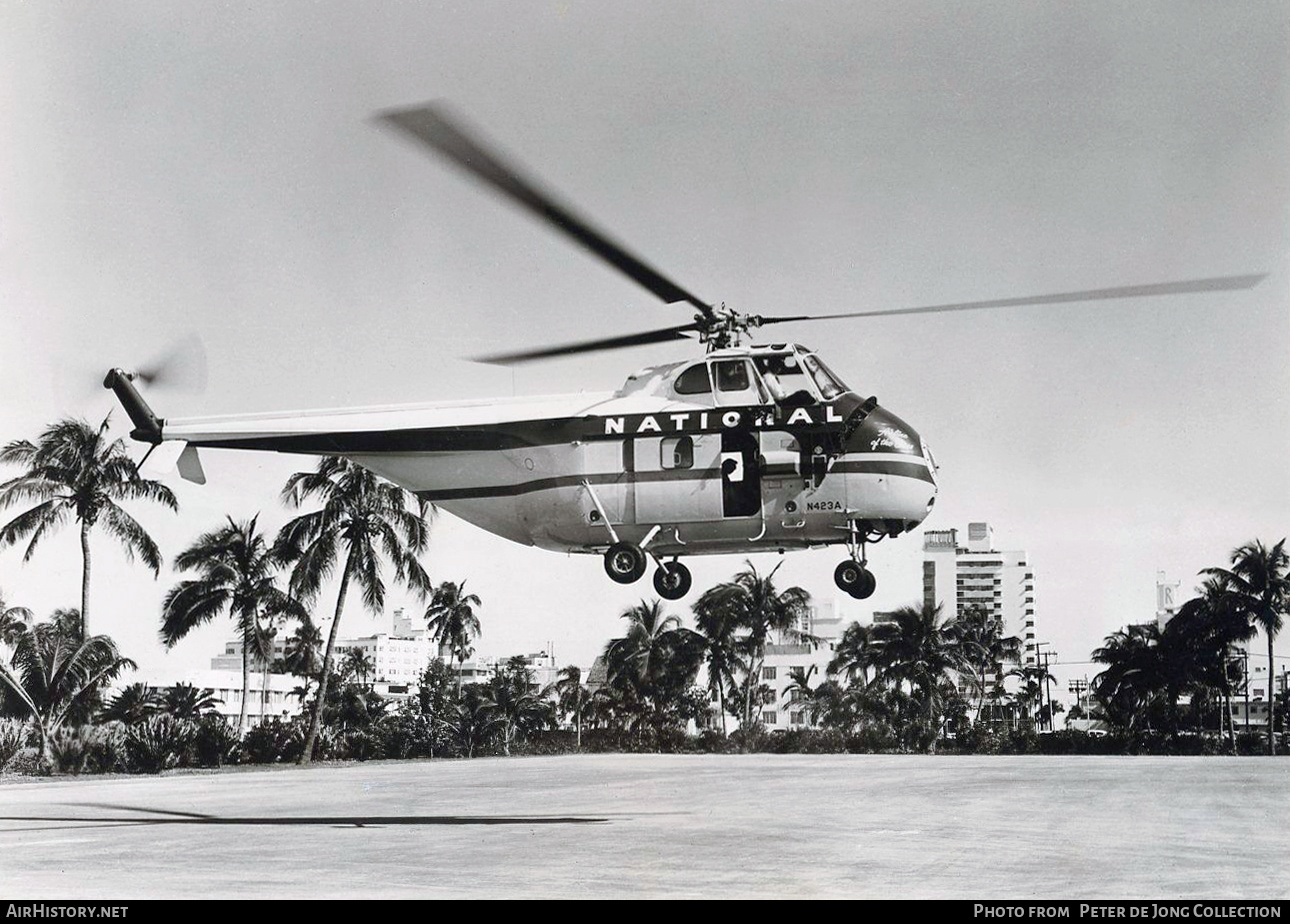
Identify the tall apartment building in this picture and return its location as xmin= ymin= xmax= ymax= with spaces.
xmin=922 ymin=522 xmax=1037 ymax=668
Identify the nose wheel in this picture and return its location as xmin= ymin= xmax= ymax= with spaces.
xmin=603 ymin=542 xmax=648 ymax=584
xmin=652 ymin=560 xmax=692 ymax=600
xmin=834 ymin=560 xmax=876 ymax=599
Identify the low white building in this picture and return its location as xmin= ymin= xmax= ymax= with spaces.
xmin=133 ymin=668 xmax=304 ymax=727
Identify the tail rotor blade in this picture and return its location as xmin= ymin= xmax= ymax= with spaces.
xmin=132 ymin=334 xmax=208 ymax=393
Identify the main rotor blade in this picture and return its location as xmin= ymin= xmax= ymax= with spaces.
xmin=473 ymin=323 xmax=700 ymax=365
xmin=755 ymin=274 xmax=1266 ymax=326
xmin=376 ymin=102 xmax=712 ymax=317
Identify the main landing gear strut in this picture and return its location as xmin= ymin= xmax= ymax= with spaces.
xmin=833 ymin=522 xmax=877 ymax=600
xmin=602 ymin=541 xmax=691 ymax=600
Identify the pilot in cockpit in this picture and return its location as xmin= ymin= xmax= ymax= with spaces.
xmin=756 ymin=355 xmax=817 ymax=408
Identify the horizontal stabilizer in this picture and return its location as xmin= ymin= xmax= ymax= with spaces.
xmin=138 ymin=440 xmax=188 ymax=480
xmin=136 ymin=440 xmax=206 ymax=484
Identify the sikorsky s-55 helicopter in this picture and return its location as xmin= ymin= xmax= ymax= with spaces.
xmin=103 ymin=103 xmax=1264 ymax=601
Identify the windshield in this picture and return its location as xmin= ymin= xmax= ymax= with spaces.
xmin=801 ymin=354 xmax=850 ymax=399
xmin=753 ymin=353 xmax=819 ymax=405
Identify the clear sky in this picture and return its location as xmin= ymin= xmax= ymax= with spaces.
xmin=1 ymin=2 xmax=1287 ymax=701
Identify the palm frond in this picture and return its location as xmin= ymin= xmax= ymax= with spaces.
xmin=98 ymin=501 xmax=164 ymax=572
xmin=161 ymin=580 xmax=234 ymax=646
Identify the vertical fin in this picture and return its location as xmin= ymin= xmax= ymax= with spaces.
xmin=177 ymin=444 xmax=206 ymax=484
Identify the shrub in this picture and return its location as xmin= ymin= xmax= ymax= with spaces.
xmin=340 ymin=728 xmax=383 ymax=761
xmin=4 ymin=749 xmax=41 ymax=776
xmin=192 ymin=715 xmax=241 ymax=767
xmin=728 ymin=723 xmax=769 ymax=753
xmin=49 ymin=724 xmax=128 ymax=774
xmin=0 ymin=719 xmax=27 ymax=771
xmin=374 ymin=713 xmax=435 ymax=760
xmin=124 ymin=715 xmax=197 ymax=773
xmin=688 ymin=729 xmax=735 ymax=754
xmin=1005 ymin=724 xmax=1040 ymax=754
xmin=845 ymin=724 xmax=899 ymax=754
xmin=763 ymin=728 xmax=847 ymax=754
xmin=511 ymin=729 xmax=577 ymax=756
xmin=241 ymin=718 xmax=303 ymax=764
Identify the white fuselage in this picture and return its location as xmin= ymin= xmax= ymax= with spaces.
xmin=158 ymin=347 xmax=938 ymax=558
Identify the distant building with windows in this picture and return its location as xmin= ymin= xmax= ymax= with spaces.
xmin=132 ymin=669 xmax=303 ymax=727
xmin=212 ymin=608 xmax=433 ymax=687
xmin=922 ymin=522 xmax=1037 ymax=669
xmin=705 ymin=598 xmax=851 ymax=731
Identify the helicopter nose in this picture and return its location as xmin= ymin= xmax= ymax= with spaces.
xmin=846 ymin=406 xmax=922 ymax=457
xmin=841 ymin=404 xmax=938 ymax=533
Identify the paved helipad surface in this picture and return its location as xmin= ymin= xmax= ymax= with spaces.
xmin=2 ymin=754 xmax=1287 ymax=899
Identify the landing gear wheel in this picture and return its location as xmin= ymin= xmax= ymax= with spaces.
xmin=604 ymin=542 xmax=647 ymax=584
xmin=653 ymin=561 xmax=692 ymax=600
xmin=834 ymin=560 xmax=877 ymax=599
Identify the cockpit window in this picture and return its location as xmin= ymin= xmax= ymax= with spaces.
xmin=754 ymin=353 xmax=818 ymax=406
xmin=714 ymin=360 xmax=750 ymax=392
xmin=802 ymin=354 xmax=849 ymax=400
xmin=674 ymin=364 xmax=712 ymax=395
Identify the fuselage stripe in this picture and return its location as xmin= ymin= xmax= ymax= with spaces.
xmin=415 ymin=458 xmax=932 ymax=501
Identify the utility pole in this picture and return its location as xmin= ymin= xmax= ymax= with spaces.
xmin=1034 ymin=642 xmax=1054 ymax=731
xmin=1068 ymin=678 xmax=1089 ymax=719
xmin=1243 ymin=647 xmax=1250 ymax=743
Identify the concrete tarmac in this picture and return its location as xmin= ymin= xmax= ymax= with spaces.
xmin=2 ymin=753 xmax=1287 ymax=899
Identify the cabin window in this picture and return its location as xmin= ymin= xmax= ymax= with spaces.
xmin=661 ymin=435 xmax=694 ymax=470
xmin=674 ymin=364 xmax=712 ymax=395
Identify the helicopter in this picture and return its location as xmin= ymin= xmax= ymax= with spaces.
xmin=103 ymin=102 xmax=1264 ymax=602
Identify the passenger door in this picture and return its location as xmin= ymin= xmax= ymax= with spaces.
xmin=633 ymin=433 xmax=724 ymax=524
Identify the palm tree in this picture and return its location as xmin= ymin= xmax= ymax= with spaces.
xmin=275 ymin=456 xmax=433 ymax=765
xmin=867 ymin=601 xmax=972 ymax=750
xmin=0 ymin=610 xmax=135 ymax=768
xmin=280 ymin=620 xmax=324 ymax=699
xmin=0 ymin=417 xmax=179 ymax=637
xmin=340 ymin=647 xmax=376 ymax=688
xmin=782 ymin=664 xmax=818 ymax=723
xmin=0 ymin=590 xmax=32 ymax=646
xmin=162 ymin=516 xmax=305 ymax=732
xmin=1204 ymin=539 xmax=1290 ymax=755
xmin=1091 ymin=623 xmax=1165 ymax=733
xmin=99 ymin=682 xmax=163 ymax=724
xmin=423 ymin=580 xmax=482 ymax=694
xmin=1167 ymin=577 xmax=1250 ymax=747
xmin=448 ymin=684 xmax=502 ymax=758
xmin=692 ymin=595 xmax=743 ymax=735
xmin=692 ymin=561 xmax=811 ymax=729
xmin=1012 ymin=660 xmax=1060 ymax=731
xmin=484 ymin=663 xmax=551 ymax=756
xmin=954 ymin=605 xmax=1023 ymax=725
xmin=162 ymin=682 xmax=222 ymax=720
xmin=547 ymin=665 xmax=590 ymax=748
xmin=828 ymin=621 xmax=876 ymax=687
xmin=604 ymin=600 xmax=703 ymax=741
